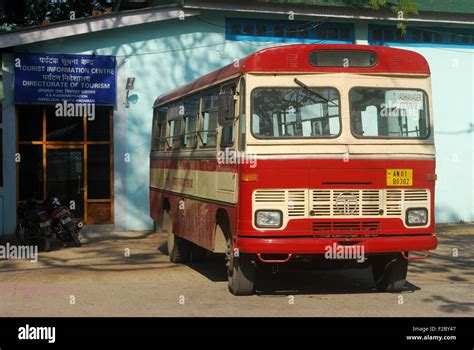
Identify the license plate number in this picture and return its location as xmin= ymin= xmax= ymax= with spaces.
xmin=387 ymin=169 xmax=413 ymax=186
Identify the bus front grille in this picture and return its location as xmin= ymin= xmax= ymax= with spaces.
xmin=253 ymin=189 xmax=430 ymax=221
xmin=310 ymin=189 xmax=429 ymax=217
xmin=312 ymin=221 xmax=381 ymax=232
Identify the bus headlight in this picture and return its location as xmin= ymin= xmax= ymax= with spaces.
xmin=406 ymin=208 xmax=428 ymax=226
xmin=255 ymin=210 xmax=282 ymax=228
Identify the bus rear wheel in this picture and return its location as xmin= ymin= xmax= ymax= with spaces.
xmin=371 ymin=253 xmax=408 ymax=293
xmin=163 ymin=209 xmax=190 ymax=263
xmin=226 ymin=238 xmax=256 ymax=296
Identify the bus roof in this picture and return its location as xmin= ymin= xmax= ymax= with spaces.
xmin=153 ymin=44 xmax=430 ymax=107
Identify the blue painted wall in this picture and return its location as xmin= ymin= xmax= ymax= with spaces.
xmin=400 ymin=46 xmax=473 ymax=223
xmin=4 ymin=12 xmax=472 ymax=233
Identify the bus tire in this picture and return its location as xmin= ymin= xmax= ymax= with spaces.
xmin=190 ymin=244 xmax=207 ymax=263
xmin=371 ymin=254 xmax=408 ymax=293
xmin=227 ymin=239 xmax=256 ymax=296
xmin=163 ymin=209 xmax=190 ymax=263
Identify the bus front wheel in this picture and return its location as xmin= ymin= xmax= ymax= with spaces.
xmin=226 ymin=238 xmax=256 ymax=296
xmin=371 ymin=253 xmax=408 ymax=293
xmin=163 ymin=209 xmax=190 ymax=263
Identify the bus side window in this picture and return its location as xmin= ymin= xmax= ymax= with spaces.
xmin=156 ymin=106 xmax=168 ymax=150
xmin=168 ymin=102 xmax=182 ymax=149
xmin=172 ymin=119 xmax=182 ymax=149
xmin=220 ymin=84 xmax=236 ymax=147
xmin=201 ymin=110 xmax=218 ymax=147
xmin=221 ymin=125 xmax=234 ymax=147
xmin=201 ymin=88 xmax=219 ymax=148
xmin=183 ymin=95 xmax=200 ymax=149
xmin=184 ymin=115 xmax=197 ymax=148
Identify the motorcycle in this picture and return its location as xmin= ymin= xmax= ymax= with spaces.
xmin=43 ymin=197 xmax=83 ymax=247
xmin=16 ymin=199 xmax=53 ymax=252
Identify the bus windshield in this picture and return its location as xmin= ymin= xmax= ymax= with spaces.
xmin=350 ymin=88 xmax=430 ymax=139
xmin=251 ymin=87 xmax=341 ymax=138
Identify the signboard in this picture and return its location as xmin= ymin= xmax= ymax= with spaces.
xmin=14 ymin=53 xmax=116 ymax=105
xmin=385 ymin=90 xmax=424 ymax=117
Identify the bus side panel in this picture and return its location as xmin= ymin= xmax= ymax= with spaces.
xmin=149 ymin=158 xmax=239 ymax=251
xmin=150 ymin=189 xmax=237 ymax=251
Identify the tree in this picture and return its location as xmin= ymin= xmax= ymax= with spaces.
xmin=10 ymin=0 xmax=420 ymax=32
xmin=24 ymin=0 xmax=112 ymax=26
xmin=369 ymin=0 xmax=418 ymax=33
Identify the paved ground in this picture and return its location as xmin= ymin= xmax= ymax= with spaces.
xmin=0 ymin=224 xmax=473 ymax=317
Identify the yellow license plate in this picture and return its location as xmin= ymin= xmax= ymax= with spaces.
xmin=387 ymin=169 xmax=413 ymax=186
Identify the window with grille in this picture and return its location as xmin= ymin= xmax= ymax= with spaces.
xmin=226 ymin=18 xmax=354 ymax=44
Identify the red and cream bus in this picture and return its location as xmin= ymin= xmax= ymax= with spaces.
xmin=150 ymin=44 xmax=437 ymax=295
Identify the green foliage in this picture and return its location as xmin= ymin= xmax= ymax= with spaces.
xmin=0 ymin=23 xmax=18 ymax=32
xmin=369 ymin=0 xmax=419 ymax=33
xmin=24 ymin=0 xmax=112 ymax=26
xmin=16 ymin=0 xmax=421 ymax=33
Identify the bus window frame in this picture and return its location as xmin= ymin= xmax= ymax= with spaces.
xmin=183 ymin=115 xmax=199 ymax=149
xmin=349 ymin=86 xmax=431 ymax=140
xmin=237 ymin=77 xmax=246 ymax=152
xmin=199 ymin=87 xmax=220 ymax=149
xmin=167 ymin=101 xmax=183 ymax=150
xmin=249 ymin=86 xmax=343 ymax=140
xmin=153 ymin=105 xmax=168 ymax=151
xmin=220 ymin=83 xmax=237 ymax=148
xmin=199 ymin=110 xmax=218 ymax=148
xmin=182 ymin=94 xmax=200 ymax=149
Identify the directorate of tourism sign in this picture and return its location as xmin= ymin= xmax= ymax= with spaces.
xmin=14 ymin=53 xmax=116 ymax=105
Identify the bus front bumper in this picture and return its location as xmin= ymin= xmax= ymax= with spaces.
xmin=237 ymin=234 xmax=437 ymax=255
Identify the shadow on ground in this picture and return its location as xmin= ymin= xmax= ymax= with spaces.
xmin=1 ymin=227 xmax=472 ymax=313
xmin=186 ymin=253 xmax=421 ymax=296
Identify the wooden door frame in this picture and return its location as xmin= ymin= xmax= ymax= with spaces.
xmin=16 ymin=106 xmax=114 ymax=224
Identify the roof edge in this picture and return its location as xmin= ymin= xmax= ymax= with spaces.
xmin=0 ymin=7 xmax=200 ymax=49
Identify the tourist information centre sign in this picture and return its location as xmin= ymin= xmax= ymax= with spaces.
xmin=14 ymin=53 xmax=116 ymax=105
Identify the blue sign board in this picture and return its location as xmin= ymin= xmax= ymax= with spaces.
xmin=14 ymin=53 xmax=116 ymax=105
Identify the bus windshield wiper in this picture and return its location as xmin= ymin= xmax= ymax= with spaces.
xmin=293 ymin=78 xmax=338 ymax=107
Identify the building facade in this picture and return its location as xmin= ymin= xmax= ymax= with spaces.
xmin=0 ymin=0 xmax=473 ymax=236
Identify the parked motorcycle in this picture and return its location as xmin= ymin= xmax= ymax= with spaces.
xmin=43 ymin=197 xmax=83 ymax=247
xmin=16 ymin=199 xmax=53 ymax=252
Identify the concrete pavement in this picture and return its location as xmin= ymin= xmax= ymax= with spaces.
xmin=0 ymin=225 xmax=472 ymax=316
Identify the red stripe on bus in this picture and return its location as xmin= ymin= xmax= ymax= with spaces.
xmin=150 ymin=158 xmax=237 ymax=172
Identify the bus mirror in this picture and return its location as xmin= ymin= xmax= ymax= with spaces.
xmin=218 ymin=93 xmax=235 ymax=126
